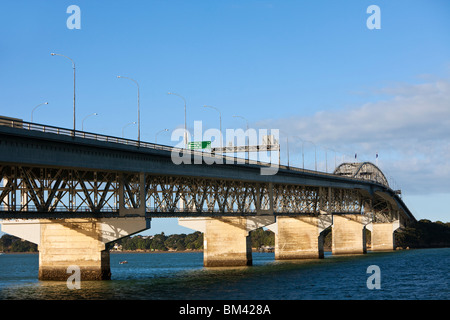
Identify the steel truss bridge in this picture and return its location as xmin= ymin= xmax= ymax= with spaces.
xmin=0 ymin=116 xmax=415 ymax=225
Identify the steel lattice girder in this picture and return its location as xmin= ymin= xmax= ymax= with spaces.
xmin=0 ymin=164 xmax=399 ymax=219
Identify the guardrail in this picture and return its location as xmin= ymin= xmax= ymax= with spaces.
xmin=0 ymin=116 xmax=392 ymax=188
xmin=0 ymin=116 xmax=278 ymax=168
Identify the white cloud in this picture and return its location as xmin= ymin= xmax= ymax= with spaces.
xmin=256 ymin=78 xmax=450 ymax=195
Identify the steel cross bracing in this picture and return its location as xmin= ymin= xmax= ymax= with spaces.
xmin=0 ymin=164 xmax=401 ymax=221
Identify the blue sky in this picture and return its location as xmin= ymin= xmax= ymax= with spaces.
xmin=1 ymin=0 xmax=449 ymax=235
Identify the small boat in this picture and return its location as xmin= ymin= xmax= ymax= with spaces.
xmin=119 ymin=260 xmax=128 ymax=264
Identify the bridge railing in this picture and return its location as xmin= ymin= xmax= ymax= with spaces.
xmin=0 ymin=116 xmax=394 ymax=190
xmin=0 ymin=115 xmax=190 ymax=152
xmin=0 ymin=116 xmax=284 ymax=168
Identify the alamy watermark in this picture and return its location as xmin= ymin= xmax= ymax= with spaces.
xmin=170 ymin=121 xmax=280 ymax=175
xmin=67 ymin=265 xmax=81 ymax=289
xmin=67 ymin=5 xmax=81 ymax=30
xmin=366 ymin=265 xmax=381 ymax=289
xmin=64 ymin=5 xmax=380 ymax=31
xmin=367 ymin=5 xmax=381 ymax=30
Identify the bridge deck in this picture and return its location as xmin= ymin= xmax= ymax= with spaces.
xmin=0 ymin=117 xmax=415 ymax=222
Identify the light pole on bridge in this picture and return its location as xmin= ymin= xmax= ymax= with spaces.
xmin=233 ymin=115 xmax=249 ymax=160
xmin=279 ymin=130 xmax=290 ymax=167
xmin=82 ymin=112 xmax=98 ymax=131
xmin=292 ymin=136 xmax=305 ymax=170
xmin=300 ymin=139 xmax=317 ymax=171
xmin=31 ymin=102 xmax=49 ymax=123
xmin=155 ymin=128 xmax=169 ymax=144
xmin=203 ymin=105 xmax=222 ymax=151
xmin=122 ymin=121 xmax=137 ymax=138
xmin=168 ymin=92 xmax=187 ymax=148
xmin=51 ymin=53 xmax=76 ymax=132
xmin=117 ymin=76 xmax=140 ymax=144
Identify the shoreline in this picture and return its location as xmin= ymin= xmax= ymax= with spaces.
xmin=111 ymin=249 xmax=203 ymax=254
xmin=1 ymin=246 xmax=449 ymax=255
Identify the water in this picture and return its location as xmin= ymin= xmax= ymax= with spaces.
xmin=0 ymin=248 xmax=448 ymax=300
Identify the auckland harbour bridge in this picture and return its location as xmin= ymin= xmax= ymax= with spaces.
xmin=0 ymin=116 xmax=415 ymax=280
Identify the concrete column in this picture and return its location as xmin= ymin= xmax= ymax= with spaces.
xmin=272 ymin=215 xmax=332 ymax=260
xmin=369 ymin=220 xmax=400 ymax=251
xmin=0 ymin=217 xmax=149 ymax=280
xmin=332 ymin=214 xmax=369 ymax=255
xmin=203 ymin=217 xmax=252 ymax=267
xmin=38 ymin=219 xmax=111 ymax=280
xmin=179 ymin=216 xmax=275 ymax=267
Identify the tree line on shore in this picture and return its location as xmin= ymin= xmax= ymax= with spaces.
xmin=110 ymin=228 xmax=275 ymax=252
xmin=1 ymin=219 xmax=449 ymax=253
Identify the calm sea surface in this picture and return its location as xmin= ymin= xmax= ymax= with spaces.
xmin=0 ymin=248 xmax=448 ymax=300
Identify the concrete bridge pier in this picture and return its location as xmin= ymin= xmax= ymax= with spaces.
xmin=203 ymin=217 xmax=252 ymax=267
xmin=367 ymin=220 xmax=400 ymax=251
xmin=267 ymin=215 xmax=332 ymax=260
xmin=38 ymin=219 xmax=111 ymax=280
xmin=1 ymin=217 xmax=150 ymax=280
xmin=179 ymin=216 xmax=276 ymax=267
xmin=332 ymin=214 xmax=371 ymax=255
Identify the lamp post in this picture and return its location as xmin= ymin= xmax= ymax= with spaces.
xmin=232 ymin=115 xmax=249 ymax=130
xmin=31 ymin=102 xmax=49 ymax=123
xmin=233 ymin=115 xmax=249 ymax=160
xmin=286 ymin=135 xmax=289 ymax=167
xmin=293 ymin=136 xmax=305 ymax=170
xmin=324 ymin=147 xmax=336 ymax=172
xmin=312 ymin=141 xmax=317 ymax=171
xmin=122 ymin=121 xmax=136 ymax=138
xmin=51 ymin=53 xmax=75 ymax=132
xmin=203 ymin=105 xmax=222 ymax=150
xmin=321 ymin=147 xmax=337 ymax=173
xmin=82 ymin=112 xmax=98 ymax=131
xmin=155 ymin=128 xmax=169 ymax=144
xmin=300 ymin=139 xmax=317 ymax=171
xmin=167 ymin=92 xmax=187 ymax=148
xmin=118 ymin=76 xmax=140 ymax=143
xmin=279 ymin=130 xmax=290 ymax=167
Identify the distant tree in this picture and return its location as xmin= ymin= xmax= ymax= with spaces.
xmin=165 ymin=234 xmax=186 ymax=251
xmin=0 ymin=234 xmax=37 ymax=252
xmin=0 ymin=234 xmax=14 ymax=249
xmin=81 ymin=219 xmax=450 ymax=254
xmin=395 ymin=219 xmax=450 ymax=248
xmin=184 ymin=231 xmax=203 ymax=250
xmin=151 ymin=233 xmax=168 ymax=251
xmin=250 ymin=228 xmax=274 ymax=248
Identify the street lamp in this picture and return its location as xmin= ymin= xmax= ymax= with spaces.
xmin=118 ymin=76 xmax=140 ymax=143
xmin=167 ymin=92 xmax=187 ymax=148
xmin=122 ymin=121 xmax=137 ymax=138
xmin=292 ymin=136 xmax=305 ymax=170
xmin=279 ymin=130 xmax=290 ymax=167
xmin=51 ymin=53 xmax=75 ymax=131
xmin=232 ymin=115 xmax=249 ymax=130
xmin=31 ymin=102 xmax=49 ymax=123
xmin=323 ymin=147 xmax=337 ymax=172
xmin=155 ymin=128 xmax=169 ymax=144
xmin=82 ymin=112 xmax=98 ymax=131
xmin=203 ymin=105 xmax=222 ymax=150
xmin=233 ymin=115 xmax=249 ymax=160
xmin=296 ymin=138 xmax=317 ymax=171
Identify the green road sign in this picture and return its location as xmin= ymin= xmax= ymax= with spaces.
xmin=187 ymin=141 xmax=211 ymax=149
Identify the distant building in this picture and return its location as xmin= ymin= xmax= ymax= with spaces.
xmin=112 ymin=243 xmax=123 ymax=251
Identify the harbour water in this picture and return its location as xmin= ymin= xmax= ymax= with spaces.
xmin=0 ymin=248 xmax=448 ymax=300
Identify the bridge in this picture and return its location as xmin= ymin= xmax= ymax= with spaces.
xmin=0 ymin=116 xmax=416 ymax=280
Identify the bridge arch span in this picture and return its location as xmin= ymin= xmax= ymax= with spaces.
xmin=333 ymin=162 xmax=389 ymax=188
